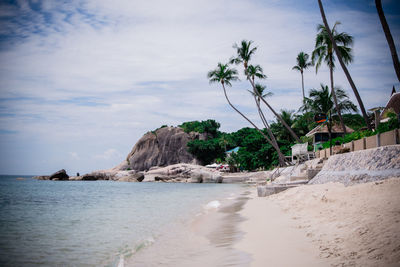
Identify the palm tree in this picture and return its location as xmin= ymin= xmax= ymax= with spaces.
xmin=375 ymin=0 xmax=400 ymax=82
xmin=230 ymin=40 xmax=257 ymax=74
xmin=302 ymin=84 xmax=357 ymax=116
xmin=317 ymin=0 xmax=371 ymax=130
xmin=247 ymin=64 xmax=267 ymax=83
xmin=207 ymin=63 xmax=287 ymax=166
xmin=301 ymin=84 xmax=357 ymax=154
xmin=312 ymin=22 xmax=352 ymax=135
xmin=292 ymin=52 xmax=313 ymax=100
xmin=231 ymin=40 xmax=301 ymax=143
xmin=248 ymin=84 xmax=280 ymax=151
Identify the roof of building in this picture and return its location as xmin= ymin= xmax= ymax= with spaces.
xmin=226 ymin=147 xmax=240 ymax=153
xmin=306 ymin=123 xmax=355 ymax=137
xmin=381 ymin=92 xmax=400 ymax=118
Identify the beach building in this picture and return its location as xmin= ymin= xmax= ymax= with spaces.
xmin=380 ymin=90 xmax=400 ymax=122
xmin=306 ymin=123 xmax=354 ymax=151
xmin=225 ymin=147 xmax=240 ymax=157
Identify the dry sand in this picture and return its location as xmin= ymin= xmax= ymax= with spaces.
xmin=236 ymin=177 xmax=400 ymax=267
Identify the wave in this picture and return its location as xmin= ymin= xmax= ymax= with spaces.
xmin=204 ymin=200 xmax=221 ymax=210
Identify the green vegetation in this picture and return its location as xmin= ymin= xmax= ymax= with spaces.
xmin=179 ymin=120 xmax=220 ymax=137
xmin=186 ymin=119 xmax=303 ymax=170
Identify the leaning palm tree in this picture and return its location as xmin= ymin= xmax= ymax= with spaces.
xmin=375 ymin=0 xmax=400 ymax=82
xmin=231 ymin=40 xmax=301 ymax=143
xmin=312 ymin=22 xmax=352 ymax=134
xmin=292 ymin=52 xmax=313 ymax=100
xmin=207 ymin=63 xmax=287 ymax=166
xmin=317 ymin=0 xmax=371 ymax=130
xmin=248 ymin=83 xmax=279 ymax=149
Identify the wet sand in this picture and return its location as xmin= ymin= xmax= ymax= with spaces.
xmin=127 ymin=187 xmax=252 ymax=267
xmin=235 ymin=189 xmax=331 ymax=267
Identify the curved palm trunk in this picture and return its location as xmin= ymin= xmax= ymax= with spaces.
xmin=329 ymin=57 xmax=346 ymax=134
xmin=221 ymin=82 xmax=287 ymax=166
xmin=317 ymin=0 xmax=371 ymax=130
xmin=375 ymin=0 xmax=400 ymax=82
xmin=248 ymin=78 xmax=301 ymax=143
xmin=301 ymin=70 xmax=305 ymax=100
xmin=253 ymin=96 xmax=287 ymax=165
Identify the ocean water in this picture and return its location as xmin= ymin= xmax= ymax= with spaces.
xmin=0 ymin=175 xmax=245 ymax=266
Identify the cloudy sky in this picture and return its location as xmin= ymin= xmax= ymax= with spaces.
xmin=0 ymin=0 xmax=399 ymax=175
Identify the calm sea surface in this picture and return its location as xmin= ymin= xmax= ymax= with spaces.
xmin=0 ymin=175 xmax=243 ymax=266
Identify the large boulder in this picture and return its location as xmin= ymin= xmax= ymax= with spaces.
xmin=49 ymin=169 xmax=69 ymax=180
xmin=121 ymin=127 xmax=198 ymax=171
xmin=114 ymin=171 xmax=144 ymax=182
xmin=143 ymin=163 xmax=223 ymax=183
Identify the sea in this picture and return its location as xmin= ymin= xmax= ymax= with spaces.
xmin=0 ymin=175 xmax=249 ymax=266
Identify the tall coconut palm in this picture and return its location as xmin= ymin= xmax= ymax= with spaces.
xmin=292 ymin=52 xmax=313 ymax=100
xmin=231 ymin=40 xmax=301 ymax=143
xmin=317 ymin=0 xmax=371 ymax=130
xmin=375 ymin=0 xmax=400 ymax=82
xmin=207 ymin=63 xmax=287 ymax=166
xmin=247 ymin=64 xmax=267 ymax=83
xmin=301 ymin=84 xmax=357 ymax=154
xmin=301 ymin=84 xmax=357 ymax=117
xmin=312 ymin=22 xmax=352 ymax=135
xmin=230 ymin=40 xmax=257 ymax=74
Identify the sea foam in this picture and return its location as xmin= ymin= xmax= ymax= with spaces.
xmin=204 ymin=200 xmax=221 ymax=210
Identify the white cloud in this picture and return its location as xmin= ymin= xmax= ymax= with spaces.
xmin=69 ymin=152 xmax=80 ymax=160
xmin=0 ymin=0 xmax=399 ymax=174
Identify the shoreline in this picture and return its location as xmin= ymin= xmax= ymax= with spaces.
xmin=126 ymin=184 xmax=252 ymax=266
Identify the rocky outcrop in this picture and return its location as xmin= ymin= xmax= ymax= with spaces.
xmin=120 ymin=126 xmax=198 ymax=172
xmin=74 ymin=169 xmax=145 ymax=182
xmin=309 ymin=145 xmax=400 ymax=186
xmin=33 ymin=175 xmax=50 ymax=180
xmin=49 ymin=169 xmax=69 ymax=180
xmin=142 ymin=164 xmax=222 ymax=183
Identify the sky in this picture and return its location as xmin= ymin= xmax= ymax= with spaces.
xmin=0 ymin=0 xmax=399 ymax=175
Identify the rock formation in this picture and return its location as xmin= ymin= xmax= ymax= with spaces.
xmin=49 ymin=169 xmax=69 ymax=180
xmin=309 ymin=145 xmax=400 ymax=186
xmin=119 ymin=126 xmax=199 ymax=171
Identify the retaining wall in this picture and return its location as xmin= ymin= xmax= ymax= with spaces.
xmin=318 ymin=128 xmax=399 ymax=159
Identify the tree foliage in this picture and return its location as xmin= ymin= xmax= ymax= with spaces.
xmin=179 ymin=119 xmax=221 ymax=137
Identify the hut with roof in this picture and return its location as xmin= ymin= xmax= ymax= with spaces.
xmin=306 ymin=123 xmax=354 ymax=151
xmin=380 ymin=86 xmax=400 ymax=122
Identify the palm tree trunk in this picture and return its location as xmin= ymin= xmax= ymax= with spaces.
xmin=222 ymin=83 xmax=287 ymax=166
xmin=317 ymin=0 xmax=371 ymax=130
xmin=329 ymin=58 xmax=347 ymax=134
xmin=328 ymin=116 xmax=333 ymax=156
xmin=248 ymin=78 xmax=301 ymax=143
xmin=256 ymin=98 xmax=277 ymax=145
xmin=375 ymin=0 xmax=400 ymax=82
xmin=301 ymin=70 xmax=305 ymax=100
xmin=257 ymin=105 xmax=287 ymax=166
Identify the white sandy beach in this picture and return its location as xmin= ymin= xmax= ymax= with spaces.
xmin=236 ymin=178 xmax=400 ymax=267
